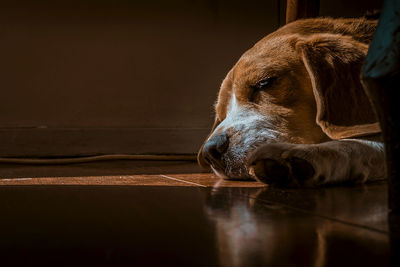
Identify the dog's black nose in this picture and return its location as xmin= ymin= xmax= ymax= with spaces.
xmin=202 ymin=134 xmax=229 ymax=166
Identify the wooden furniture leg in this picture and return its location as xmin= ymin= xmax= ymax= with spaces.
xmin=286 ymin=0 xmax=320 ymax=24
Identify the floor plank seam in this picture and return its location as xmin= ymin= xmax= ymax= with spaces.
xmin=159 ymin=175 xmax=207 ymax=187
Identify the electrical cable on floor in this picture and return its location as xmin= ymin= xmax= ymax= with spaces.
xmin=0 ymin=154 xmax=197 ymax=165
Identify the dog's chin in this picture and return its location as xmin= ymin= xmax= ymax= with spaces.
xmin=207 ymin=146 xmax=259 ymax=180
xmin=211 ymin=165 xmax=254 ymax=181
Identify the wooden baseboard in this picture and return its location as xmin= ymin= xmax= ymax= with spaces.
xmin=0 ymin=127 xmax=210 ymax=157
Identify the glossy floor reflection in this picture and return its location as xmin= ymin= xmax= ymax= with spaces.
xmin=0 ymin=161 xmax=396 ymax=266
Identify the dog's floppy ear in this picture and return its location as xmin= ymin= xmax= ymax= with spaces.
xmin=296 ymin=34 xmax=380 ymax=139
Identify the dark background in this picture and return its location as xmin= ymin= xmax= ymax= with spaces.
xmin=0 ymin=0 xmax=383 ymax=157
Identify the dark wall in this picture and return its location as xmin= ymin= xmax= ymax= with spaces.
xmin=0 ymin=0 xmax=280 ymax=129
xmin=320 ymin=0 xmax=383 ymax=18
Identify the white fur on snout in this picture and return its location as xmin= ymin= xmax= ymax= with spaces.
xmin=208 ymin=94 xmax=280 ymax=179
xmin=210 ymin=94 xmax=279 ymax=143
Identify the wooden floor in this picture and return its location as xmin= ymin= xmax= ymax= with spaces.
xmin=0 ymin=160 xmax=398 ymax=266
xmin=0 ymin=160 xmax=263 ymax=187
xmin=0 ymin=172 xmax=264 ymax=187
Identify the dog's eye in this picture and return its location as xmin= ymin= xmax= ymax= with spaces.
xmin=253 ymin=77 xmax=276 ymax=90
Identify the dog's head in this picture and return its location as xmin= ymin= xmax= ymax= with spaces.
xmin=198 ymin=18 xmax=380 ymax=179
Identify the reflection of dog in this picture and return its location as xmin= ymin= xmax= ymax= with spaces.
xmin=205 ymin=185 xmax=388 ymax=266
xmin=198 ymin=17 xmax=385 ymax=187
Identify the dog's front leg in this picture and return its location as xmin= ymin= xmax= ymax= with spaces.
xmin=248 ymin=139 xmax=385 ymax=187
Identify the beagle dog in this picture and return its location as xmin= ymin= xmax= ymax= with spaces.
xmin=198 ymin=17 xmax=386 ymax=187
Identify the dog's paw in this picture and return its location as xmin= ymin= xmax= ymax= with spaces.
xmin=248 ymin=143 xmax=319 ymax=187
